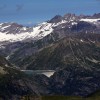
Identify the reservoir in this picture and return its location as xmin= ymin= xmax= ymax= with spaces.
xmin=21 ymin=70 xmax=55 ymax=77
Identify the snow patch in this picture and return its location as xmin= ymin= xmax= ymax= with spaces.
xmin=80 ymin=39 xmax=84 ymax=42
xmin=86 ymin=57 xmax=100 ymax=63
xmin=53 ymin=20 xmax=67 ymax=27
xmin=1 ymin=25 xmax=11 ymax=30
xmin=72 ymin=22 xmax=77 ymax=25
xmin=80 ymin=18 xmax=100 ymax=23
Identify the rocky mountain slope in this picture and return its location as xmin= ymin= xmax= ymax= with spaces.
xmin=23 ymin=37 xmax=100 ymax=97
xmin=13 ymin=36 xmax=99 ymax=70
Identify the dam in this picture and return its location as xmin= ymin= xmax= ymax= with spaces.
xmin=21 ymin=70 xmax=55 ymax=77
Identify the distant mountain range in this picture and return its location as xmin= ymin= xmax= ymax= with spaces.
xmin=0 ymin=13 xmax=100 ymax=99
xmin=0 ymin=13 xmax=100 ymax=43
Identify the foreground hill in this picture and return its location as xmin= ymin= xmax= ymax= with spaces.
xmin=41 ymin=90 xmax=100 ymax=100
xmin=0 ymin=56 xmax=52 ymax=100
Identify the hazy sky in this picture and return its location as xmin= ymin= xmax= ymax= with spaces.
xmin=0 ymin=0 xmax=100 ymax=25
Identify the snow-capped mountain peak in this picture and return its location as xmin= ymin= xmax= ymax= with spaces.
xmin=0 ymin=13 xmax=100 ymax=44
xmin=0 ymin=22 xmax=54 ymax=42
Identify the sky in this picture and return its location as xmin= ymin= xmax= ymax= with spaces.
xmin=0 ymin=0 xmax=100 ymax=25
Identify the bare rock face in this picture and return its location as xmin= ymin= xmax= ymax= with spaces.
xmin=49 ymin=15 xmax=63 ymax=23
xmin=93 ymin=13 xmax=100 ymax=18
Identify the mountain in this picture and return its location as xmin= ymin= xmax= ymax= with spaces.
xmin=0 ymin=13 xmax=100 ymax=67
xmin=0 ymin=54 xmax=100 ymax=99
xmin=24 ymin=37 xmax=100 ymax=97
xmin=0 ymin=13 xmax=100 ymax=99
xmin=92 ymin=13 xmax=100 ymax=18
xmin=0 ymin=13 xmax=99 ymax=44
xmin=18 ymin=36 xmax=100 ymax=97
xmin=0 ymin=56 xmax=52 ymax=99
xmin=23 ymin=37 xmax=100 ymax=70
xmin=0 ymin=22 xmax=52 ymax=43
xmin=0 ymin=56 xmax=31 ymax=99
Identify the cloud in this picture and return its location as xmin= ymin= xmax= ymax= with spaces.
xmin=0 ymin=4 xmax=7 ymax=10
xmin=16 ymin=4 xmax=24 ymax=12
